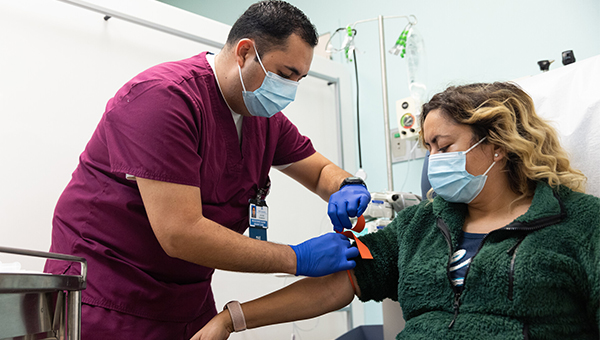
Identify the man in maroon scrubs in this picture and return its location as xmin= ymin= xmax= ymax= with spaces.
xmin=45 ymin=1 xmax=370 ymax=338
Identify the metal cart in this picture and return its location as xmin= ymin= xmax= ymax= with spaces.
xmin=0 ymin=246 xmax=86 ymax=340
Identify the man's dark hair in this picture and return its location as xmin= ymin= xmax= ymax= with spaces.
xmin=226 ymin=0 xmax=318 ymax=54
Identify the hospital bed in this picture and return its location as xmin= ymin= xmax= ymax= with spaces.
xmin=515 ymin=54 xmax=600 ymax=197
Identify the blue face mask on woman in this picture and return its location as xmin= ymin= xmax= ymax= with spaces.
xmin=427 ymin=137 xmax=496 ymax=203
xmin=238 ymin=43 xmax=299 ymax=118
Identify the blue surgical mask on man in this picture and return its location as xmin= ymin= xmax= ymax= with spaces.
xmin=427 ymin=136 xmax=496 ymax=203
xmin=238 ymin=43 xmax=299 ymax=118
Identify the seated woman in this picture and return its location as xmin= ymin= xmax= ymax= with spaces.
xmin=192 ymin=82 xmax=599 ymax=340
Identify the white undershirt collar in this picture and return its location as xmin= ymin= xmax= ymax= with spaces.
xmin=206 ymin=53 xmax=243 ymax=142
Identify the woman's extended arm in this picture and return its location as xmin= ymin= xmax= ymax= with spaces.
xmin=191 ymin=270 xmax=360 ymax=340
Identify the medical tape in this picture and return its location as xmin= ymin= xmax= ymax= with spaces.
xmin=338 ymin=215 xmax=373 ymax=259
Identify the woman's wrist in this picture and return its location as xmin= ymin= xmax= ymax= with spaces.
xmin=223 ymin=312 xmax=235 ymax=334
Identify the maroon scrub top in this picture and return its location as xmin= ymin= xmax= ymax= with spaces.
xmin=44 ymin=52 xmax=316 ymax=322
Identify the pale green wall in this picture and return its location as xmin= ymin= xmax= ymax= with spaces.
xmin=158 ymin=0 xmax=600 ymax=325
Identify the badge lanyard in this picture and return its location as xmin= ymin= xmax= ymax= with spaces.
xmin=249 ymin=179 xmax=270 ymax=241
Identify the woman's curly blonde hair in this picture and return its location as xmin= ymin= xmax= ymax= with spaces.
xmin=419 ymin=82 xmax=586 ymax=198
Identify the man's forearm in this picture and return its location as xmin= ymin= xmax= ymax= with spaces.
xmin=137 ymin=177 xmax=298 ymax=274
xmin=164 ymin=216 xmax=298 ymax=274
xmin=280 ymin=152 xmax=352 ymax=202
xmin=314 ymin=163 xmax=352 ymax=201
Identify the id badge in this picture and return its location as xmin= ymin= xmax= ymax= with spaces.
xmin=249 ymin=201 xmax=268 ymax=241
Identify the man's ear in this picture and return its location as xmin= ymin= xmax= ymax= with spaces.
xmin=234 ymin=39 xmax=255 ymax=68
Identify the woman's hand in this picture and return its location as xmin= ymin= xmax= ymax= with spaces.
xmin=190 ymin=312 xmax=232 ymax=340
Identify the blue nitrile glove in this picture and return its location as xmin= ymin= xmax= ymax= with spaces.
xmin=328 ymin=184 xmax=371 ymax=232
xmin=290 ymin=233 xmax=359 ymax=277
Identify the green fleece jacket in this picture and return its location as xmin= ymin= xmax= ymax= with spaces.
xmin=354 ymin=182 xmax=599 ymax=340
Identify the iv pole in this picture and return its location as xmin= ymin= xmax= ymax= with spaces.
xmin=377 ymin=15 xmax=393 ymax=191
xmin=347 ymin=15 xmax=417 ymax=192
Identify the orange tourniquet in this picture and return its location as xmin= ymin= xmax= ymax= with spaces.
xmin=338 ymin=215 xmax=373 ymax=259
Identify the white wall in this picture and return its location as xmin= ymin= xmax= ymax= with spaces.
xmin=0 ymin=1 xmax=359 ymax=338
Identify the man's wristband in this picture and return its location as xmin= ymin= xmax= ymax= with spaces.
xmin=340 ymin=176 xmax=366 ymax=190
xmin=224 ymin=300 xmax=247 ymax=332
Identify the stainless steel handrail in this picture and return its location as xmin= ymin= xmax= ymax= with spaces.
xmin=0 ymin=246 xmax=87 ymax=340
xmin=57 ymin=0 xmax=225 ymax=50
xmin=0 ymin=246 xmax=87 ymax=283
